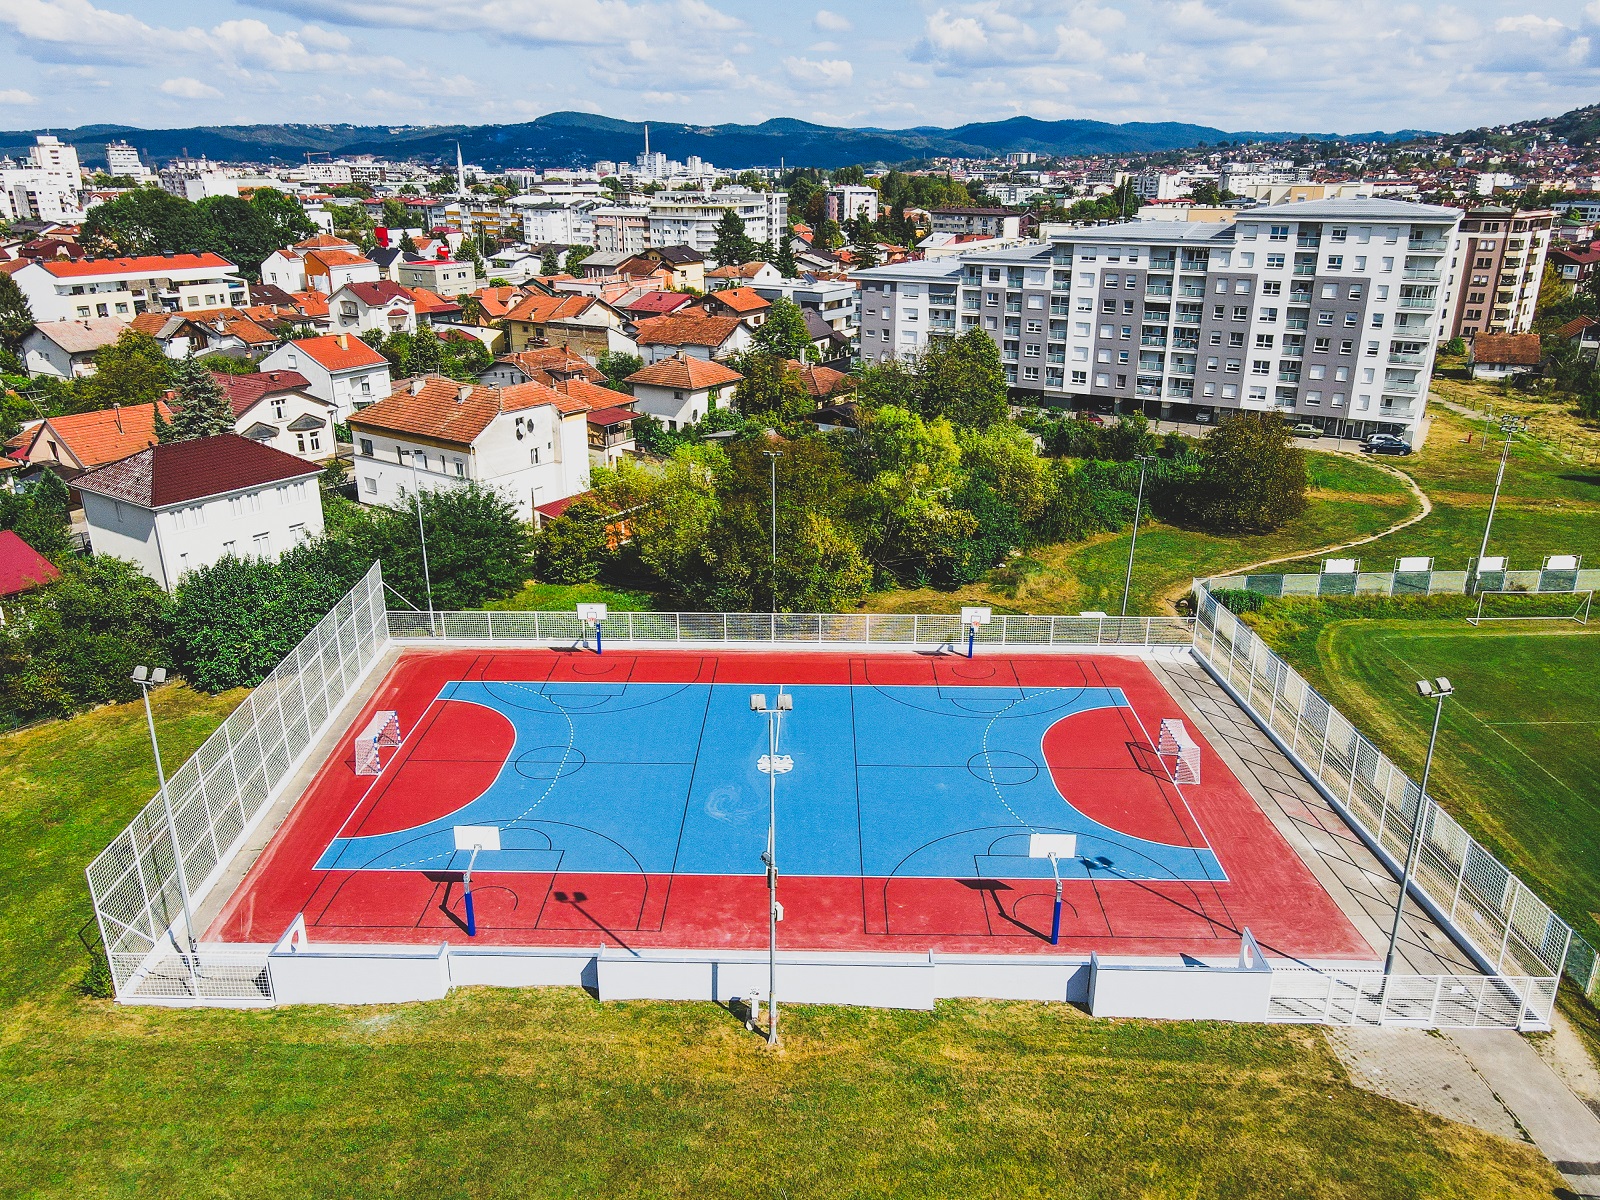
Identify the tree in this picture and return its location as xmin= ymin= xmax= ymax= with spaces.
xmin=710 ymin=208 xmax=757 ymax=267
xmin=159 ymin=354 xmax=235 ymax=442
xmin=69 ymin=330 xmax=172 ymax=413
xmin=848 ymin=405 xmax=973 ymax=583
xmin=850 ymin=237 xmax=881 ymax=270
xmin=250 ymin=190 xmax=315 ymax=255
xmin=193 ymin=195 xmax=280 ymax=280
xmin=564 ymin=245 xmax=594 ymax=275
xmin=380 ymin=198 xmax=410 ymax=229
xmin=751 ymin=297 xmax=814 ymax=361
xmin=1192 ymin=413 xmax=1308 ymax=533
xmin=0 ymin=468 xmax=71 ymax=557
xmin=774 ymin=238 xmax=800 ymax=279
xmin=79 ymin=187 xmax=200 ymax=256
xmin=353 ymin=482 xmax=533 ymax=610
xmin=595 ymin=350 xmax=644 ymax=391
xmin=535 ymin=497 xmax=610 ymax=583
xmin=539 ymin=247 xmax=563 ymax=276
xmin=816 ymin=219 xmax=844 ymax=250
xmin=732 ymin=352 xmax=810 ymax=422
xmin=0 ymin=271 xmax=33 ymax=354
xmin=854 ymin=359 xmax=919 ymax=412
xmin=916 ymin=329 xmax=1008 ymax=429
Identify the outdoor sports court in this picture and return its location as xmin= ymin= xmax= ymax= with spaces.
xmin=211 ymin=649 xmax=1374 ymax=961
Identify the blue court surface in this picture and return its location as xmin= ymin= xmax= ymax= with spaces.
xmin=318 ymin=678 xmax=1225 ymax=885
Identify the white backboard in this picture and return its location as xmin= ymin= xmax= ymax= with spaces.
xmin=576 ymin=603 xmax=608 ymax=622
xmin=1546 ymin=554 xmax=1581 ymax=571
xmin=960 ymin=606 xmax=993 ymax=626
xmin=1028 ymin=833 xmax=1078 ymax=859
xmin=453 ymin=825 xmax=501 ymax=852
xmin=1078 ymin=611 xmax=1108 ymax=619
xmin=1323 ymin=558 xmax=1359 ymax=574
xmin=1477 ymin=556 xmax=1507 ymax=572
xmin=1395 ymin=556 xmax=1432 ymax=573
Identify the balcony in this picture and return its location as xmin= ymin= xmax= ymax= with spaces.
xmin=1002 ymin=351 xmax=1019 ymax=362
xmin=1148 ymin=261 xmax=1175 ymax=274
xmin=1146 ymin=284 xmax=1173 ymax=297
xmin=1383 ymin=378 xmax=1421 ymax=394
xmin=1170 ymin=362 xmax=1196 ymax=377
xmin=1297 ymin=236 xmax=1321 ymax=248
xmin=1388 ymin=351 xmax=1426 ymax=365
xmin=1292 ymin=265 xmax=1317 ymax=276
xmin=1180 ymin=259 xmax=1209 ymax=272
xmin=1167 ymin=380 xmax=1195 ymax=398
xmin=1136 ymin=383 xmax=1162 ymax=398
xmin=1005 ymin=301 xmax=1022 ymax=313
xmin=1278 ymin=372 xmax=1301 ymax=384
xmin=1407 ymin=237 xmax=1448 ymax=252
xmin=930 ymin=320 xmax=956 ymax=332
xmin=1403 ymin=269 xmax=1441 ymax=282
xmin=1286 ymin=318 xmax=1309 ymax=330
xmin=1052 ymin=253 xmax=1073 ymax=267
xmin=1174 ymin=313 xmax=1201 ymax=325
xmin=1398 ymin=296 xmax=1437 ymax=309
xmin=1143 ymin=309 xmax=1171 ymax=323
xmin=1052 ymin=281 xmax=1072 ymax=293
xmin=1047 ymin=352 xmax=1065 ymax=365
xmin=1179 ymin=284 xmax=1206 ymax=297
xmin=1282 ymin=344 xmax=1305 ymax=359
xmin=1140 ymin=335 xmax=1167 ymax=347
xmin=1173 ymin=337 xmax=1199 ymax=352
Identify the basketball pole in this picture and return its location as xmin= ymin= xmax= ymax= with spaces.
xmin=1048 ymin=852 xmax=1063 ymax=946
xmin=463 ymin=845 xmax=481 ymax=937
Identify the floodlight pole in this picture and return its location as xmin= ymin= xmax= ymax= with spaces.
xmin=1119 ymin=454 xmax=1154 ymax=618
xmin=409 ymin=457 xmax=436 ymax=636
xmin=753 ymin=690 xmax=790 ymax=1046
xmin=1470 ymin=422 xmax=1518 ymax=594
xmin=134 ymin=669 xmax=200 ymax=990
xmin=764 ymin=450 xmax=781 ymax=614
xmin=1382 ymin=684 xmax=1451 ymax=976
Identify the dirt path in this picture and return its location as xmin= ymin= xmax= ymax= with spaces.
xmin=1161 ymin=461 xmax=1432 ymax=609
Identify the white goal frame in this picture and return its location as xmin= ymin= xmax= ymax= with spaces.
xmin=354 ymin=710 xmax=404 ymax=776
xmin=1466 ymin=589 xmax=1593 ymax=627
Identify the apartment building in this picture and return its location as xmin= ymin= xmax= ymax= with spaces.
xmin=929 ymin=208 xmax=1024 ymax=238
xmin=825 ymin=185 xmax=880 ymax=225
xmin=591 ymin=205 xmax=651 ymax=254
xmin=854 ymin=198 xmax=1461 ymax=442
xmin=647 ymin=190 xmax=788 ymax=258
xmin=1447 ymin=206 xmax=1553 ymax=339
xmin=9 ymin=252 xmax=248 ymax=323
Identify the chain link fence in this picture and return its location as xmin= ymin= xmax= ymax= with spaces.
xmin=1192 ymin=580 xmax=1585 ymax=1018
xmin=85 ymin=562 xmax=389 ymax=1002
xmin=385 ymin=609 xmax=1197 ymax=648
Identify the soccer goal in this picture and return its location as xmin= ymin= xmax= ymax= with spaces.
xmin=1466 ymin=590 xmax=1593 ymax=627
xmin=354 ymin=710 xmax=404 ymax=776
xmin=1157 ymin=718 xmax=1201 ymax=785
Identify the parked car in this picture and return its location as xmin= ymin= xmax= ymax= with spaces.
xmin=1291 ymin=423 xmax=1323 ymax=439
xmin=1075 ymin=411 xmax=1107 ymax=426
xmin=1362 ymin=433 xmax=1412 ymax=455
xmin=1192 ymin=409 xmax=1214 ymax=425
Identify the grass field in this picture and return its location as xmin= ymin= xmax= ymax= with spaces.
xmin=1248 ymin=608 xmax=1600 ymax=949
xmin=857 ymin=450 xmax=1419 ymax=617
xmin=0 ymin=687 xmax=1564 ymax=1197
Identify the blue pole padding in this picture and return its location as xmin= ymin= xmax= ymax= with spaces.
xmin=464 ymin=885 xmax=476 ymax=937
xmin=1051 ymin=898 xmax=1062 ymax=945
xmin=596 ymin=623 xmax=602 ymax=655
xmin=967 ymin=627 xmax=975 ymax=658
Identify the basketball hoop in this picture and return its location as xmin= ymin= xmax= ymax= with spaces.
xmin=960 ymin=606 xmax=992 ymax=659
xmin=577 ymin=603 xmax=607 ymax=654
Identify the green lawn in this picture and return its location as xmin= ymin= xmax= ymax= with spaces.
xmin=1273 ymin=408 xmax=1600 ymax=574
xmin=1249 ymin=612 xmax=1600 ymax=945
xmin=0 ymin=689 xmax=1563 ymax=1196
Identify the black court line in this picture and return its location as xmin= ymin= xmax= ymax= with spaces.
xmin=661 ymin=656 xmax=722 ymax=923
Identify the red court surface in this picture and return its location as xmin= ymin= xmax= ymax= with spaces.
xmin=209 ymin=649 xmax=1374 ymax=962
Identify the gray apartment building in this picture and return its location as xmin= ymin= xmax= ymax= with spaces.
xmin=853 ymin=199 xmax=1461 ymax=442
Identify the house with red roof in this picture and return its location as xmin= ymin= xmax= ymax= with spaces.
xmin=303 ymin=249 xmax=381 ymax=295
xmin=259 ymin=333 xmax=393 ymax=419
xmin=328 ymin=280 xmax=418 ymax=337
xmin=9 ymin=401 xmax=174 ymax=482
xmin=212 ymin=370 xmax=337 ymax=461
xmin=476 ymin=347 xmax=606 ymax=390
xmin=74 ymin=433 xmax=324 ymax=590
xmin=348 ymin=374 xmax=593 ymax=521
xmin=502 ymin=292 xmax=633 ymax=362
xmin=700 ymin=286 xmax=772 ymax=328
xmin=617 ymin=289 xmax=694 ymax=321
xmin=0 ymin=530 xmax=60 ymax=600
xmin=625 ymin=352 xmax=743 ymax=430
xmin=9 ymin=253 xmax=247 ymax=323
xmin=260 ymin=237 xmax=361 ymax=291
xmin=632 ymin=312 xmax=751 ymax=363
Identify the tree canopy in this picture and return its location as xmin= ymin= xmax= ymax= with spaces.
xmin=710 ymin=209 xmax=758 ymax=267
xmin=158 ymin=354 xmax=234 ymax=443
xmin=80 ymin=187 xmax=315 ymax=278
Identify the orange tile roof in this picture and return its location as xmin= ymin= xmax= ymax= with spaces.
xmin=31 ymin=401 xmax=174 ymax=469
xmin=473 ymin=286 xmax=530 ymax=319
xmin=285 ymin=333 xmax=389 ymax=372
xmin=305 ymin=249 xmax=373 ymax=270
xmin=551 ymin=377 xmax=626 ymax=411
xmin=625 ymin=353 xmax=744 ymax=390
xmin=1472 ymin=332 xmax=1542 ymax=366
xmin=294 ymin=234 xmax=360 ymax=250
xmin=785 ymin=360 xmax=855 ymax=399
xmin=289 ymin=291 xmax=330 ymax=318
xmin=504 ymin=292 xmax=605 ymax=324
xmin=349 ymin=374 xmax=588 ymax=445
xmin=707 ymin=286 xmax=771 ymax=315
xmin=39 ymin=252 xmax=235 ymax=278
xmin=633 ymin=313 xmax=745 ymax=349
xmin=501 ymin=348 xmax=606 ymax=385
xmin=403 ymin=286 xmax=461 ymax=315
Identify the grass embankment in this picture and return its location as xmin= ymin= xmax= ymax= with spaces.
xmin=1274 ymin=406 xmax=1600 ymax=574
xmin=0 ymin=690 xmax=1563 ymax=1196
xmin=856 ymin=450 xmax=1418 ymax=617
xmin=1245 ymin=602 xmax=1600 ymax=950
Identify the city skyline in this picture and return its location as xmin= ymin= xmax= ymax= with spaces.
xmin=1 ymin=0 xmax=1598 ymax=136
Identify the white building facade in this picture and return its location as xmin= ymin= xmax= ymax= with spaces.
xmin=10 ymin=253 xmax=248 ymax=323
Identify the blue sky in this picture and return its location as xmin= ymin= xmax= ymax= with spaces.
xmin=2 ymin=0 xmax=1599 ymax=136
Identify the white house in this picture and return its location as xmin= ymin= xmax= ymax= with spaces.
xmin=10 ymin=252 xmax=248 ymax=323
xmin=328 ymin=281 xmax=418 ymax=336
xmin=74 ymin=433 xmax=325 ymax=591
xmin=213 ymin=370 xmax=338 ymax=462
xmin=624 ymin=353 xmax=742 ymax=430
xmin=348 ymin=374 xmax=592 ymax=522
xmin=259 ymin=234 xmax=363 ymax=292
xmin=631 ymin=313 xmax=751 ymax=363
xmin=22 ymin=317 xmax=125 ymax=379
xmin=259 ymin=334 xmax=393 ymax=420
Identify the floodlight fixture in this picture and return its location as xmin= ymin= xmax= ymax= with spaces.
xmin=750 ymin=693 xmax=768 ymax=712
xmin=777 ymin=692 xmax=793 ymax=712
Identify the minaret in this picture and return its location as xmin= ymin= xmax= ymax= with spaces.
xmin=456 ymin=142 xmax=466 ymax=195
xmin=644 ymin=124 xmax=650 ymax=157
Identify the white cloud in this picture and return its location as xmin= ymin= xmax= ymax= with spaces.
xmin=0 ymin=88 xmax=39 ymax=104
xmin=814 ymin=8 xmax=851 ymax=31
xmin=784 ymin=55 xmax=854 ymax=87
xmin=160 ymin=77 xmax=223 ymax=100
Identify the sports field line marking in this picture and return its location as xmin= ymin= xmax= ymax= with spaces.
xmin=1481 ymin=719 xmax=1600 ymax=727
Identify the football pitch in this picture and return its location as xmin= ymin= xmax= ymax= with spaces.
xmin=1299 ymin=621 xmax=1600 ymax=941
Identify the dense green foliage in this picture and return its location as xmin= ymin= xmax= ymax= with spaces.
xmin=0 ymin=272 xmax=32 ymax=353
xmin=156 ymin=354 xmax=234 ymax=443
xmin=0 ymin=471 xmax=71 ymax=558
xmin=710 ymin=208 xmax=758 ymax=267
xmin=362 ymin=326 xmax=492 ymax=382
xmin=1191 ymin=413 xmax=1309 ymax=533
xmin=750 ymin=297 xmax=814 ymax=362
xmin=68 ymin=330 xmax=173 ymax=414
xmin=79 ymin=187 xmax=316 ymax=278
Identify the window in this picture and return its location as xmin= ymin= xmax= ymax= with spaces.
xmin=1313 ymin=337 xmax=1331 ymax=352
xmin=1071 ymin=370 xmax=1088 ymax=386
xmin=1026 ymin=320 xmax=1043 ymax=334
xmin=1097 ymin=348 xmax=1112 ymax=363
xmin=1375 ymin=284 xmax=1389 ymax=300
xmin=1023 ymin=366 xmax=1040 ymax=381
xmin=1335 ymin=365 xmax=1350 ymax=381
xmin=1255 ymin=334 xmax=1275 ymax=349
xmin=253 ymin=532 xmax=271 ymax=557
xmin=1381 ymin=257 xmax=1394 ymax=272
xmin=986 ymin=292 xmax=999 ymax=307
xmin=904 ymin=308 xmax=918 ymax=322
xmin=1327 ymin=255 xmax=1343 ymax=270
xmin=1248 ymin=386 xmax=1268 ymax=401
xmin=1203 ymin=382 xmax=1217 ymax=397
xmin=1320 ymin=284 xmax=1337 ymax=299
xmin=1251 ymin=359 xmax=1271 ymax=375
xmin=1024 ymin=344 xmax=1041 ymax=358
xmin=1331 ymin=392 xmax=1346 ymax=407
xmin=1221 ymin=383 xmax=1239 ymax=399
xmin=1330 ymin=227 xmax=1347 ymax=242
xmin=1205 ymin=356 xmax=1220 ymax=371
xmin=1122 ymin=299 xmax=1135 ymax=315
xmin=1317 ymin=311 xmax=1334 ymax=326
xmin=1339 ymin=341 xmax=1354 ymax=356
xmin=1361 ymin=367 xmax=1376 ymax=384
xmin=1102 ymin=299 xmax=1117 ymax=313
xmin=1239 ymin=252 xmax=1255 ymax=267
xmin=530 ymin=447 xmax=540 ymax=464
xmin=1100 ymin=324 xmax=1114 ymax=338
xmin=1103 ymin=274 xmax=1119 ymax=288
xmin=1344 ymin=312 xmax=1359 ymax=327
xmin=1209 ymin=332 xmax=1222 ymax=345
xmin=1354 ymin=256 xmax=1367 ymax=270
xmin=1269 ymin=225 xmax=1289 ymax=241
xmin=1072 ymin=346 xmax=1088 ymax=361
xmin=290 ymin=523 xmax=307 ymax=542
xmin=1370 ymin=313 xmax=1385 ymax=328
xmin=1095 ymin=373 xmax=1110 ymax=388
xmin=1305 ymin=391 xmax=1321 ymax=405
xmin=1260 ymin=281 xmax=1280 ymax=296
xmin=1214 ymin=280 xmax=1229 ymax=294
xmin=295 ymin=433 xmax=307 ymax=453
xmin=1266 ymin=254 xmax=1285 ymax=269
xmin=1225 ymin=359 xmax=1242 ymax=373
xmin=1228 ymin=331 xmax=1244 ymax=347
xmin=1259 ymin=308 xmax=1278 ymax=323
xmin=1213 ymin=305 xmax=1226 ymax=319
xmin=1308 ymin=364 xmax=1326 ymax=379
xmin=1120 ymin=326 xmax=1133 ymax=340
xmin=1240 ymin=225 xmax=1258 ymax=240
xmin=1232 ymin=306 xmax=1249 ymax=321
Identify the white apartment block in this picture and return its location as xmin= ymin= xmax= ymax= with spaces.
xmin=647 ymin=190 xmax=789 ymax=258
xmin=825 ymin=185 xmax=880 ymax=225
xmin=29 ymin=135 xmax=81 ymax=183
xmin=591 ymin=205 xmax=651 ymax=254
xmin=854 ymin=199 xmax=1462 ymax=442
xmin=10 ymin=252 xmax=248 ymax=323
xmin=103 ymin=141 xmax=149 ymax=179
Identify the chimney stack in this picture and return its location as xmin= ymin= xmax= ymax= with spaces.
xmin=337 ymin=333 xmax=349 ymax=350
xmin=410 ymin=379 xmax=424 ymax=396
xmin=457 ymin=385 xmax=473 ymax=403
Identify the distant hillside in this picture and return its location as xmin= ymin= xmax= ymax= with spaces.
xmin=0 ymin=111 xmax=1434 ymax=171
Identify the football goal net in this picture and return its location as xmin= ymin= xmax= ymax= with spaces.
xmin=354 ymin=710 xmax=404 ymax=775
xmin=1467 ymin=590 xmax=1593 ymax=627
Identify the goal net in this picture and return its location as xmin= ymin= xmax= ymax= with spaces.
xmin=1467 ymin=590 xmax=1593 ymax=627
xmin=354 ymin=710 xmax=403 ymax=776
xmin=1157 ymin=718 xmax=1201 ymax=786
